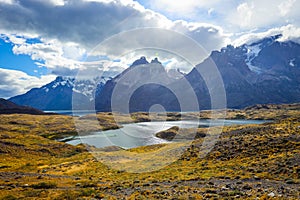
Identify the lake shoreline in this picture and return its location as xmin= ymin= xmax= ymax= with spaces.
xmin=1 ymin=105 xmax=299 ymax=199
xmin=64 ymin=119 xmax=271 ymax=149
xmin=41 ymin=106 xmax=292 ymax=147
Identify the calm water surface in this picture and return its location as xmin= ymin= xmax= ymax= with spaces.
xmin=44 ymin=110 xmax=95 ymax=116
xmin=64 ymin=119 xmax=269 ymax=149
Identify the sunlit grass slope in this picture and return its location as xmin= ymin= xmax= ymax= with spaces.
xmin=0 ymin=105 xmax=299 ymax=199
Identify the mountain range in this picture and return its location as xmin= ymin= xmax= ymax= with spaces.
xmin=9 ymin=76 xmax=110 ymax=110
xmin=9 ymin=34 xmax=300 ymax=111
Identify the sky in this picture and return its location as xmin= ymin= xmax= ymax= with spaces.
xmin=0 ymin=0 xmax=299 ymax=98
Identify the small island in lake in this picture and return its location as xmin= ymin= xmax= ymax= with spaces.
xmin=0 ymin=103 xmax=299 ymax=199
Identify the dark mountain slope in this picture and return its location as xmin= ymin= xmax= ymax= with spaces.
xmin=0 ymin=98 xmax=45 ymax=114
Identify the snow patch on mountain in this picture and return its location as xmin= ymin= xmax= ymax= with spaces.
xmin=42 ymin=76 xmax=111 ymax=101
xmin=73 ymin=76 xmax=111 ymax=101
xmin=289 ymin=59 xmax=296 ymax=67
xmin=43 ymin=87 xmax=49 ymax=93
xmin=245 ymin=44 xmax=263 ymax=73
xmin=242 ymin=34 xmax=284 ymax=73
xmin=51 ymin=77 xmax=75 ymax=89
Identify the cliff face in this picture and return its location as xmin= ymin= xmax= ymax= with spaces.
xmin=95 ymin=37 xmax=300 ymax=112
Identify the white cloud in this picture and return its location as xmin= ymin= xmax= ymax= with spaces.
xmin=236 ymin=3 xmax=254 ymax=28
xmin=0 ymin=0 xmax=228 ymax=51
xmin=48 ymin=0 xmax=65 ymax=6
xmin=62 ymin=42 xmax=86 ymax=60
xmin=233 ymin=24 xmax=300 ymax=46
xmin=142 ymin=0 xmax=300 ymax=34
xmin=0 ymin=0 xmax=299 ymax=99
xmin=0 ymin=0 xmax=230 ymax=77
xmin=9 ymin=37 xmax=87 ymax=75
xmin=0 ymin=0 xmax=172 ymax=49
xmin=0 ymin=0 xmax=14 ymax=4
xmin=0 ymin=68 xmax=56 ymax=98
xmin=208 ymin=8 xmax=215 ymax=16
xmin=278 ymin=0 xmax=296 ymax=16
xmin=170 ymin=20 xmax=231 ymax=53
xmin=164 ymin=58 xmax=192 ymax=73
xmin=227 ymin=0 xmax=300 ymax=30
xmin=88 ymin=25 xmax=229 ymax=70
xmin=5 ymin=35 xmax=26 ymax=45
xmin=146 ymin=0 xmax=223 ymax=19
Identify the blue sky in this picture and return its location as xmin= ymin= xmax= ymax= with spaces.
xmin=0 ymin=0 xmax=299 ymax=98
xmin=0 ymin=38 xmax=48 ymax=77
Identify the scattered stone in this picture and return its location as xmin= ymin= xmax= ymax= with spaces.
xmin=254 ymin=176 xmax=261 ymax=180
xmin=242 ymin=185 xmax=252 ymax=190
xmin=221 ymin=186 xmax=229 ymax=190
xmin=206 ymin=189 xmax=217 ymax=194
xmin=268 ymin=192 xmax=275 ymax=198
xmin=285 ymin=179 xmax=295 ymax=184
xmin=115 ymin=186 xmax=123 ymax=191
xmin=75 ymin=183 xmax=81 ymax=187
xmin=208 ymin=181 xmax=214 ymax=186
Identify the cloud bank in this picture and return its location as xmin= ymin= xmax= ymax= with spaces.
xmin=0 ymin=68 xmax=56 ymax=99
xmin=0 ymin=0 xmax=299 ymax=98
xmin=0 ymin=0 xmax=229 ymax=64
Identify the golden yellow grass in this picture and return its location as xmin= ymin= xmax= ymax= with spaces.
xmin=0 ymin=105 xmax=299 ymax=199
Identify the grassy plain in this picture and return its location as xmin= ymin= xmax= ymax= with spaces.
xmin=0 ymin=104 xmax=300 ymax=199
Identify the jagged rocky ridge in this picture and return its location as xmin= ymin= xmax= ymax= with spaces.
xmin=9 ymin=35 xmax=300 ymax=111
xmin=9 ymin=76 xmax=110 ymax=110
xmin=95 ymin=35 xmax=300 ymax=111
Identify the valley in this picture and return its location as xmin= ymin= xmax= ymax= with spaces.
xmin=0 ymin=105 xmax=299 ymax=199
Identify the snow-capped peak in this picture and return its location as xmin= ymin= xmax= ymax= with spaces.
xmin=248 ymin=34 xmax=282 ymax=48
xmin=42 ymin=76 xmax=111 ymax=101
xmin=73 ymin=76 xmax=111 ymax=101
xmin=51 ymin=76 xmax=75 ymax=89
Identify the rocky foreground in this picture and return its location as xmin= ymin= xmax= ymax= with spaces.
xmin=0 ymin=105 xmax=299 ymax=199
